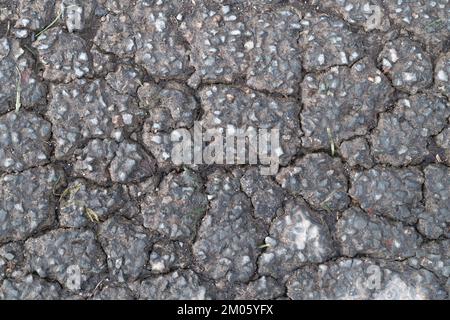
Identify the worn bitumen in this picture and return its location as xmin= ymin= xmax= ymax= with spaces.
xmin=0 ymin=0 xmax=449 ymax=300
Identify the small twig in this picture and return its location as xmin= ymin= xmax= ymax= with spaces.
xmin=327 ymin=127 xmax=335 ymax=157
xmin=91 ymin=278 xmax=106 ymax=296
xmin=426 ymin=18 xmax=445 ymax=32
xmin=85 ymin=207 xmax=100 ymax=223
xmin=23 ymin=44 xmax=38 ymax=58
xmin=35 ymin=5 xmax=81 ymax=38
xmin=15 ymin=66 xmax=22 ymax=113
xmin=5 ymin=20 xmax=10 ymax=37
xmin=321 ymin=202 xmax=332 ymax=213
xmin=60 ymin=183 xmax=81 ymax=203
xmin=35 ymin=11 xmax=62 ymax=38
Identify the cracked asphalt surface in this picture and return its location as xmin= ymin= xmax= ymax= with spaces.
xmin=0 ymin=0 xmax=449 ymax=300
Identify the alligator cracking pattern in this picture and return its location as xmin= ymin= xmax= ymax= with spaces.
xmin=0 ymin=0 xmax=449 ymax=300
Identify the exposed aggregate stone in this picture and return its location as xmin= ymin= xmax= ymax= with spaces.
xmin=94 ymin=0 xmax=192 ymax=79
xmin=92 ymin=284 xmax=135 ymax=300
xmin=312 ymin=0 xmax=390 ymax=31
xmin=1 ymin=0 xmax=449 ymax=300
xmin=200 ymin=85 xmax=302 ymax=166
xmin=0 ymin=166 xmax=61 ymax=244
xmin=93 ymin=13 xmax=136 ymax=58
xmin=193 ymin=171 xmax=266 ymax=285
xmin=59 ymin=179 xmax=136 ymax=228
xmin=276 ymin=153 xmax=349 ymax=212
xmin=72 ymin=138 xmax=157 ymax=184
xmin=98 ymin=217 xmax=153 ymax=282
xmin=336 ymin=207 xmax=421 ymax=259
xmin=299 ymin=13 xmax=364 ymax=72
xmin=138 ymin=270 xmax=210 ymax=300
xmin=370 ymin=94 xmax=450 ymax=166
xmin=0 ymin=111 xmax=52 ymax=173
xmin=240 ymin=167 xmax=284 ymax=224
xmin=300 ymin=58 xmax=394 ymax=150
xmin=0 ymin=242 xmax=27 ymax=280
xmin=435 ymin=52 xmax=450 ymax=98
xmin=142 ymin=169 xmax=207 ymax=241
xmin=105 ymin=64 xmax=143 ymax=97
xmin=46 ymin=79 xmax=144 ymax=159
xmin=132 ymin=1 xmax=192 ymax=80
xmin=245 ymin=7 xmax=302 ymax=95
xmin=339 ymin=137 xmax=373 ymax=169
xmin=72 ymin=139 xmax=118 ymax=184
xmin=417 ymin=164 xmax=450 ymax=239
xmin=142 ymin=82 xmax=198 ymax=131
xmin=148 ymin=240 xmax=192 ymax=274
xmin=24 ymin=229 xmax=106 ymax=291
xmin=378 ymin=37 xmax=433 ymax=94
xmin=182 ymin=3 xmax=253 ymax=85
xmin=0 ymin=275 xmax=62 ymax=300
xmin=385 ymin=0 xmax=450 ymax=54
xmin=57 ymin=0 xmax=98 ymax=33
xmin=436 ymin=127 xmax=450 ymax=165
xmin=235 ymin=276 xmax=285 ymax=300
xmin=409 ymin=240 xmax=450 ymax=282
xmin=15 ymin=0 xmax=56 ymax=32
xmin=141 ymin=82 xmax=199 ymax=170
xmin=287 ymin=258 xmax=447 ymax=300
xmin=108 ymin=139 xmax=157 ymax=184
xmin=33 ymin=28 xmax=92 ymax=83
xmin=349 ymin=166 xmax=424 ymax=224
xmin=0 ymin=38 xmax=46 ymax=113
xmin=258 ymin=199 xmax=336 ymax=278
